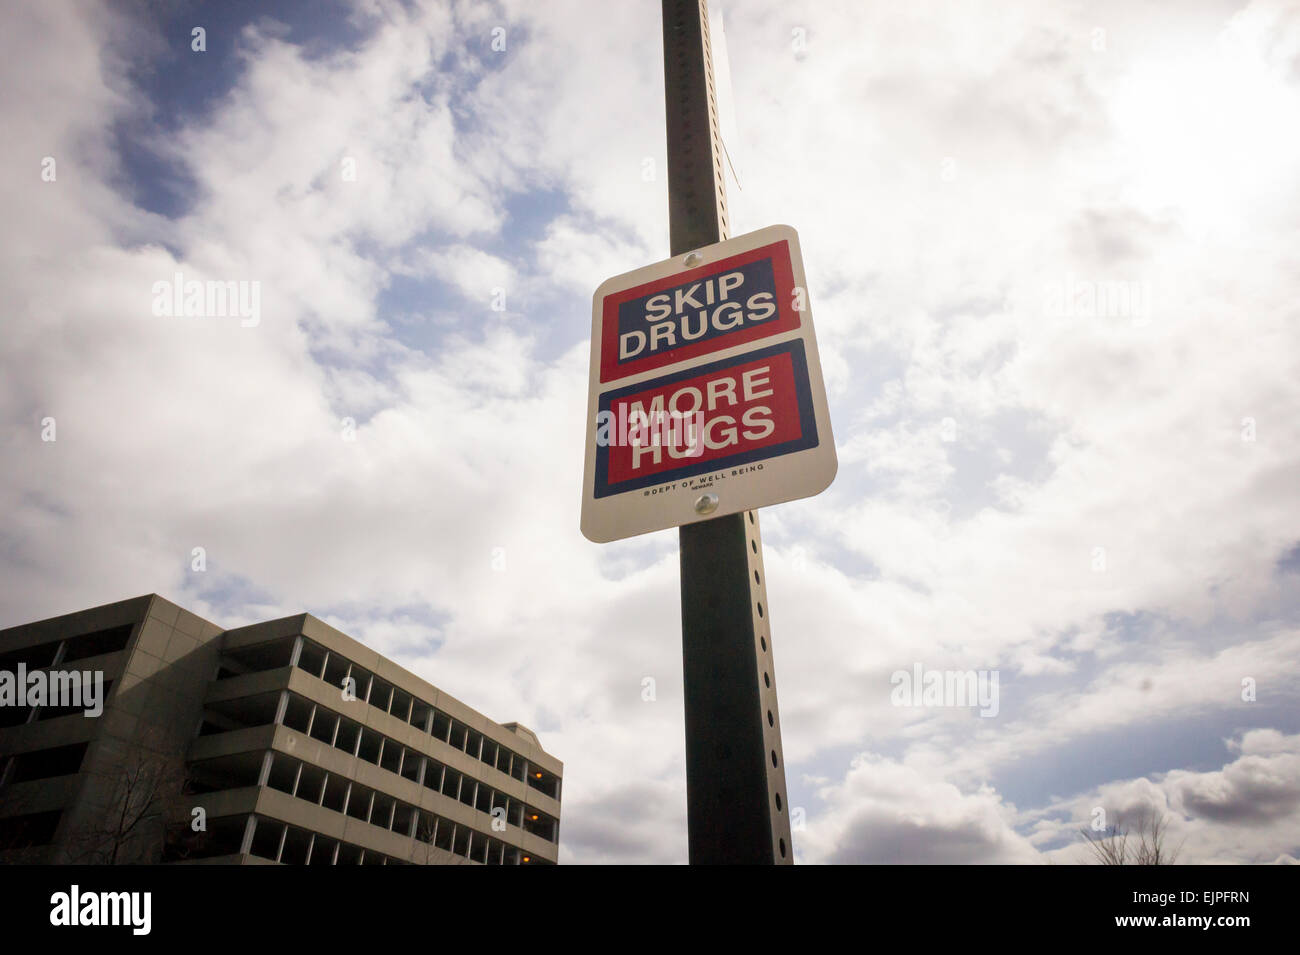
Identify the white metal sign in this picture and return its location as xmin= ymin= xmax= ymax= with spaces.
xmin=581 ymin=224 xmax=836 ymax=543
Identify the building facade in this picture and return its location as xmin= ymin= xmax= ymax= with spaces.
xmin=0 ymin=594 xmax=562 ymax=864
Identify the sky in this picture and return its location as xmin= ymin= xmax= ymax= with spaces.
xmin=2 ymin=0 xmax=1299 ymax=864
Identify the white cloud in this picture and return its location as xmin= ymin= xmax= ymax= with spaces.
xmin=799 ymin=754 xmax=1040 ymax=864
xmin=1032 ymin=729 xmax=1300 ymax=864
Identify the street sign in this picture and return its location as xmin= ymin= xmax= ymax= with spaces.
xmin=581 ymin=224 xmax=836 ymax=543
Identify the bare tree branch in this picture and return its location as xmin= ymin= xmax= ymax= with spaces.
xmin=64 ymin=727 xmax=193 ymax=864
xmin=1078 ymin=806 xmax=1182 ymax=865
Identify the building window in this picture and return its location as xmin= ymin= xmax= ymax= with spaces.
xmin=296 ymin=640 xmax=327 ymax=679
xmin=61 ymin=624 xmax=133 ymax=663
xmin=4 ymin=742 xmax=89 ymax=784
xmin=0 ymin=809 xmax=64 ymax=850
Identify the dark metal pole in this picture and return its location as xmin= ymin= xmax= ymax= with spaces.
xmin=662 ymin=0 xmax=794 ymax=865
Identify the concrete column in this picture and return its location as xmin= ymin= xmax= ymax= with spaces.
xmin=239 ymin=815 xmax=257 ymax=856
xmin=26 ymin=643 xmax=67 ymax=724
xmin=257 ymin=751 xmax=273 ymax=787
xmin=552 ymin=793 xmax=561 ymax=847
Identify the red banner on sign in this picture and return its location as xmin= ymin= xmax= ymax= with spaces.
xmin=603 ymin=349 xmax=806 ymax=487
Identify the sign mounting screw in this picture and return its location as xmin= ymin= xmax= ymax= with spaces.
xmin=684 ymin=251 xmax=703 ymax=267
xmin=693 ymin=493 xmax=719 ymax=515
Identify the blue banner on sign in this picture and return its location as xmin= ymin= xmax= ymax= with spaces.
xmin=614 ymin=257 xmax=779 ymax=370
xmin=593 ymin=339 xmax=819 ymax=499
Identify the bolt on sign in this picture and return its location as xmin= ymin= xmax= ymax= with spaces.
xmin=581 ymin=224 xmax=836 ymax=543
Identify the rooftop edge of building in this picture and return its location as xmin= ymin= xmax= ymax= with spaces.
xmin=1 ymin=595 xmax=561 ymax=775
xmin=0 ymin=593 xmax=157 ymax=643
